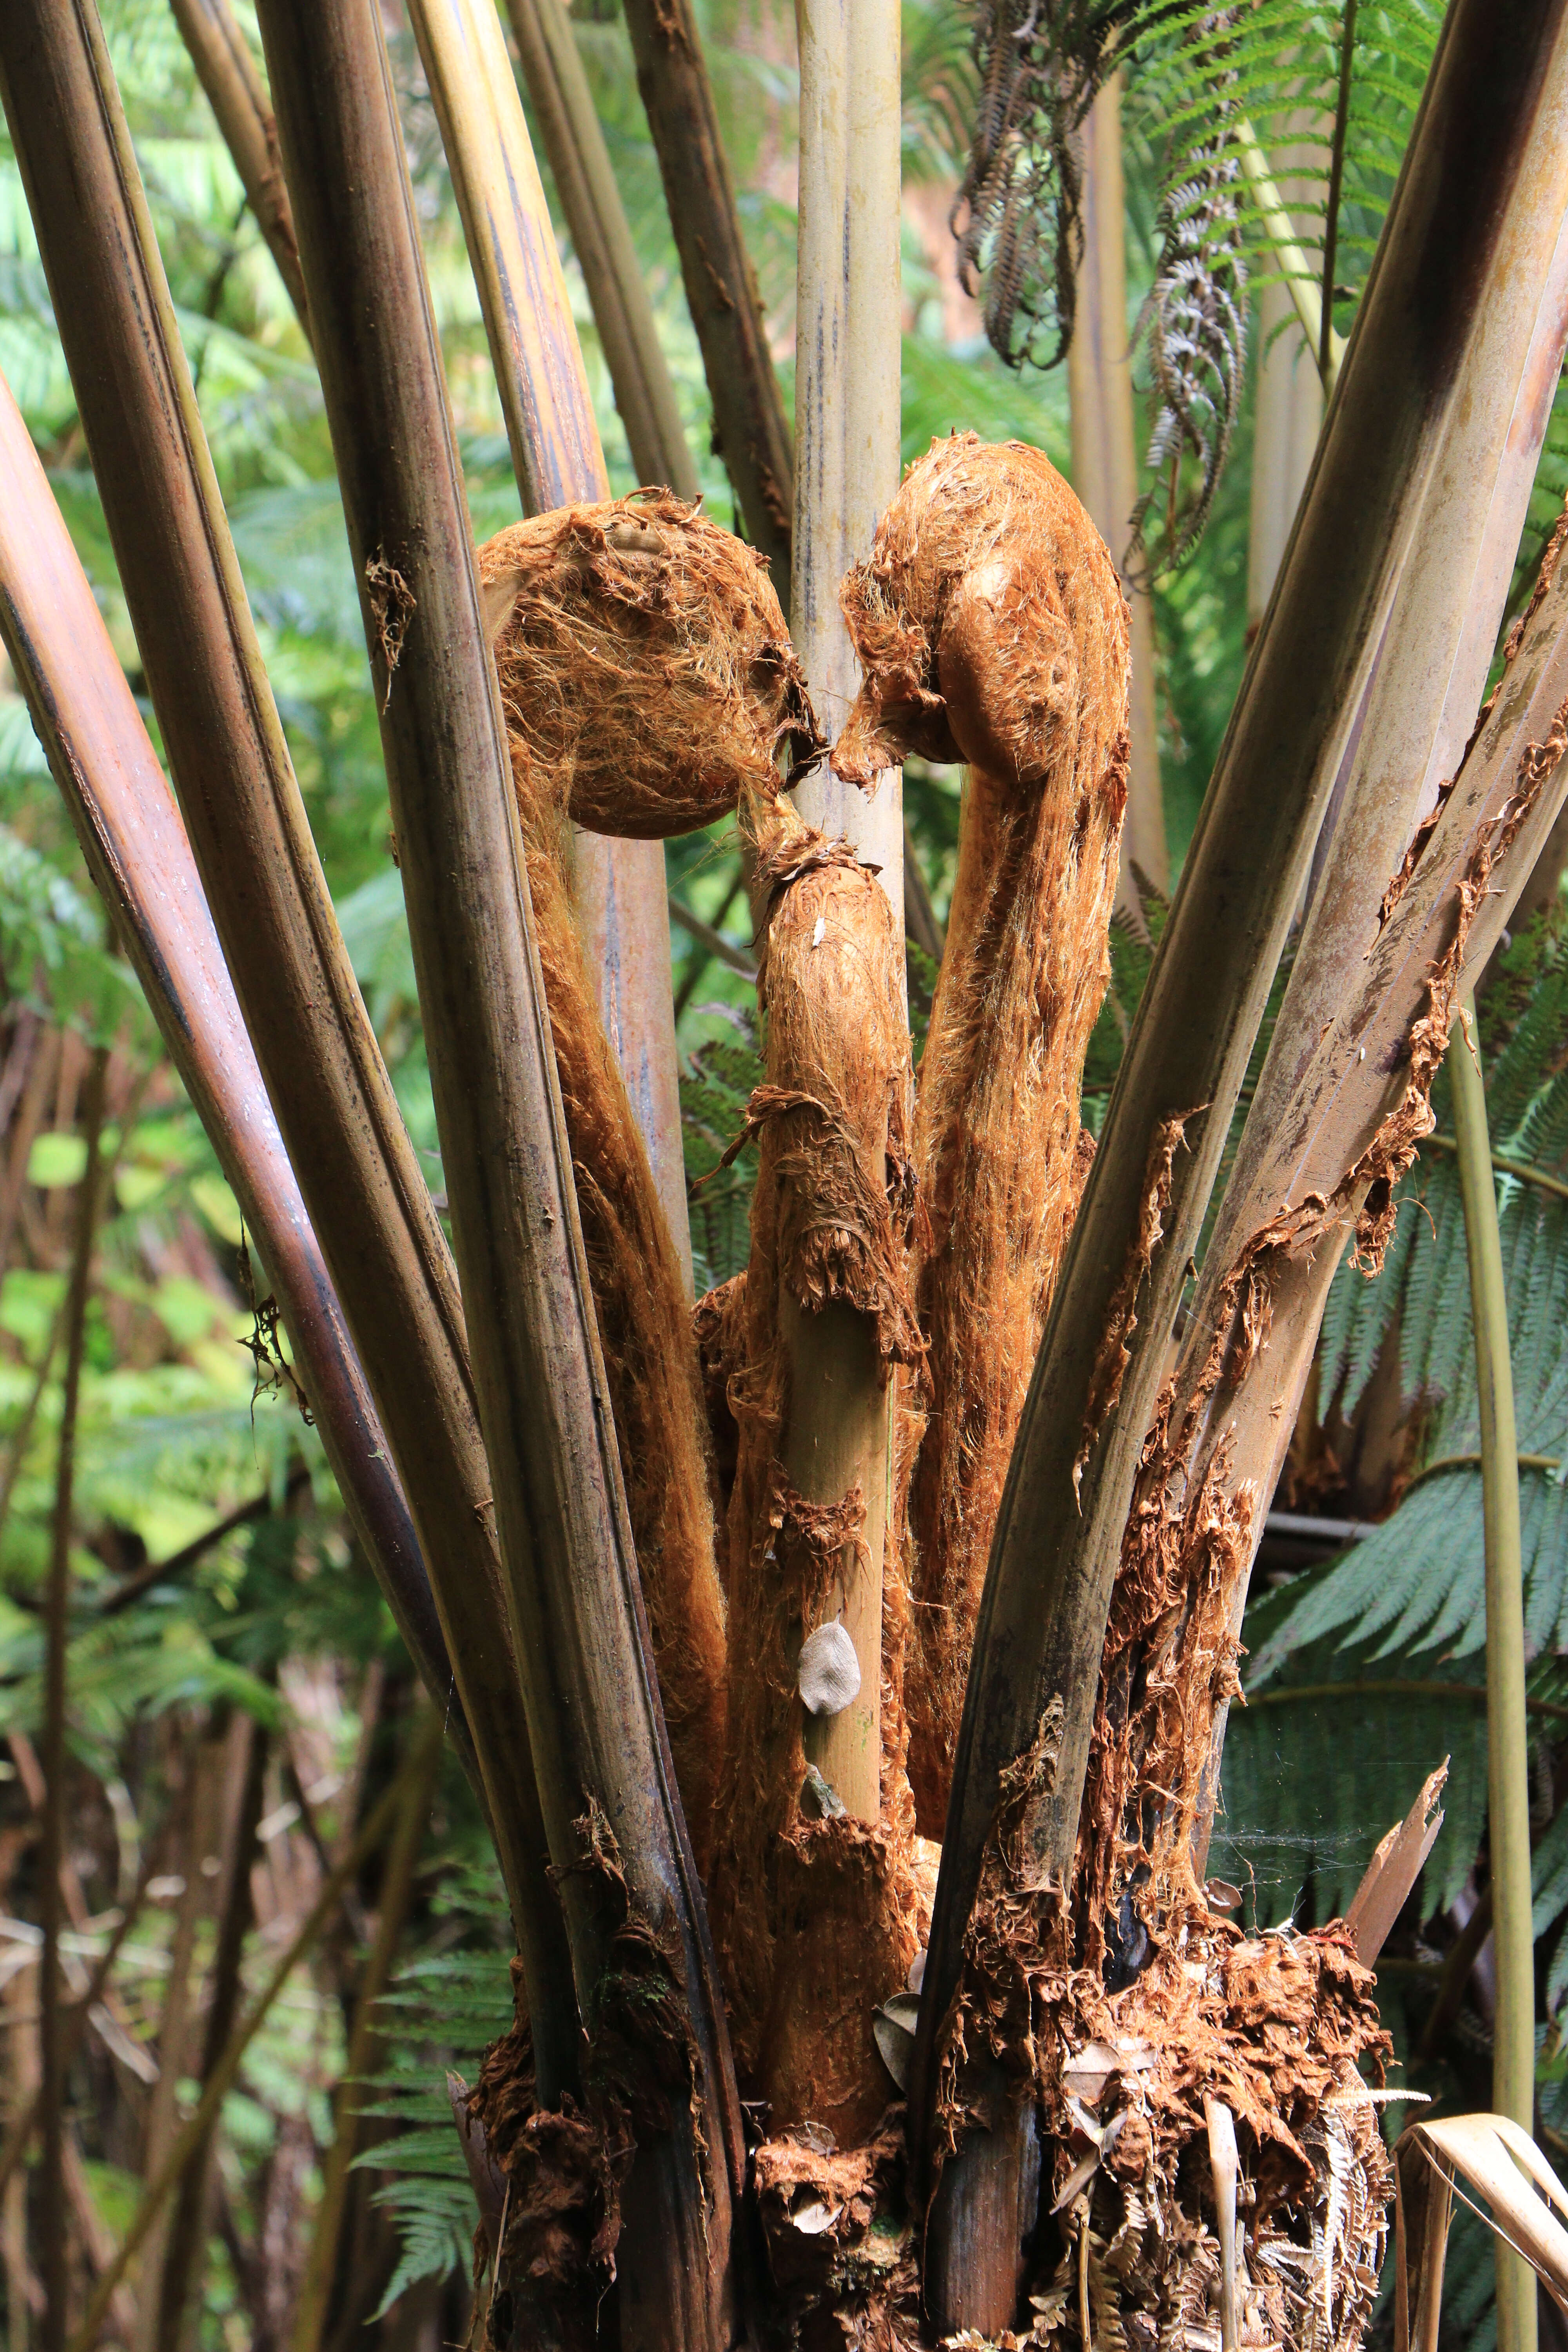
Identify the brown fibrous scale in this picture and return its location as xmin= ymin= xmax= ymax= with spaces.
xmin=835 ymin=430 xmax=1132 ymax=1843
xmin=481 ymin=493 xmax=820 ymax=1867
xmin=706 ymin=789 xmax=926 ymax=2150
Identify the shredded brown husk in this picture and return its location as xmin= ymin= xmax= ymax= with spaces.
xmin=481 ymin=492 xmax=819 ymax=837
xmin=1078 ymin=670 xmax=1568 ymax=1965
xmin=751 ymin=2112 xmax=924 ymax=2347
xmin=835 ymin=432 xmax=1131 ymax=1842
xmin=707 ymin=792 xmax=926 ymax=2149
xmin=931 ymin=1707 xmax=1392 ymax=2352
xmin=480 ymin=497 xmax=818 ymax=1864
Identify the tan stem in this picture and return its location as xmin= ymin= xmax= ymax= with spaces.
xmin=711 ymin=804 xmax=922 ymax=2147
xmin=500 ymin=0 xmax=698 ymax=499
xmin=788 ymin=0 xmax=906 ymax=1814
xmin=38 ymin=1047 xmax=105 ymax=2352
xmin=1067 ymin=71 xmax=1166 ymax=905
xmin=131 ymin=1748 xmax=216 ymax=2352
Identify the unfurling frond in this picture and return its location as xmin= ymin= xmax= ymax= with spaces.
xmin=955 ymin=0 xmax=1445 ymax=570
xmin=953 ymin=0 xmax=1151 ymax=374
xmin=1127 ymin=21 xmax=1249 ymax=575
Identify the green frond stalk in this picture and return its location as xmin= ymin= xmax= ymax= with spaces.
xmin=1452 ymin=993 xmax=1538 ymax=2352
xmin=1236 ymin=114 xmax=1344 ymax=385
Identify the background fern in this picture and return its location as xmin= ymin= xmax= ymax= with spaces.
xmin=957 ymin=0 xmax=1445 ymax=568
xmin=350 ymin=1948 xmax=514 ymax=2318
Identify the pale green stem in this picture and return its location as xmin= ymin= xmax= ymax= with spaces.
xmin=1452 ymin=991 xmax=1537 ymax=2352
xmin=1236 ymin=116 xmax=1347 ymax=394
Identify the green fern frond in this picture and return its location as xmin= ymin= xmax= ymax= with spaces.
xmin=363 ymin=2178 xmax=478 ymax=2321
xmin=1213 ymin=1619 xmax=1487 ymax=1922
xmin=954 ymin=0 xmax=1444 ymax=565
xmin=346 ymin=1946 xmax=514 ymax=2313
xmin=681 ymin=1003 xmax=763 ymax=1296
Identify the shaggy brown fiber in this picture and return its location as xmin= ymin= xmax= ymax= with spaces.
xmin=480 ymin=494 xmax=818 ymax=1866
xmin=933 ymin=1707 xmax=1393 ymax=2352
xmin=1075 ymin=665 xmax=1568 ymax=1971
xmin=836 ymin=432 xmax=1131 ymax=1840
xmin=706 ymin=793 xmax=926 ymax=2147
xmin=481 ymin=492 xmax=818 ymax=835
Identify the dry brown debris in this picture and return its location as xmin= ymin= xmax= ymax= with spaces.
xmin=752 ymin=2114 xmax=924 ymax=2346
xmin=933 ymin=1714 xmax=1392 ymax=2352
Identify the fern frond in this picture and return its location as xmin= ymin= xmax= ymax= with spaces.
xmin=1213 ymin=1620 xmax=1487 ymax=1921
xmin=953 ymin=0 xmax=1444 ymax=566
xmin=345 ymin=1945 xmax=513 ymax=2314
